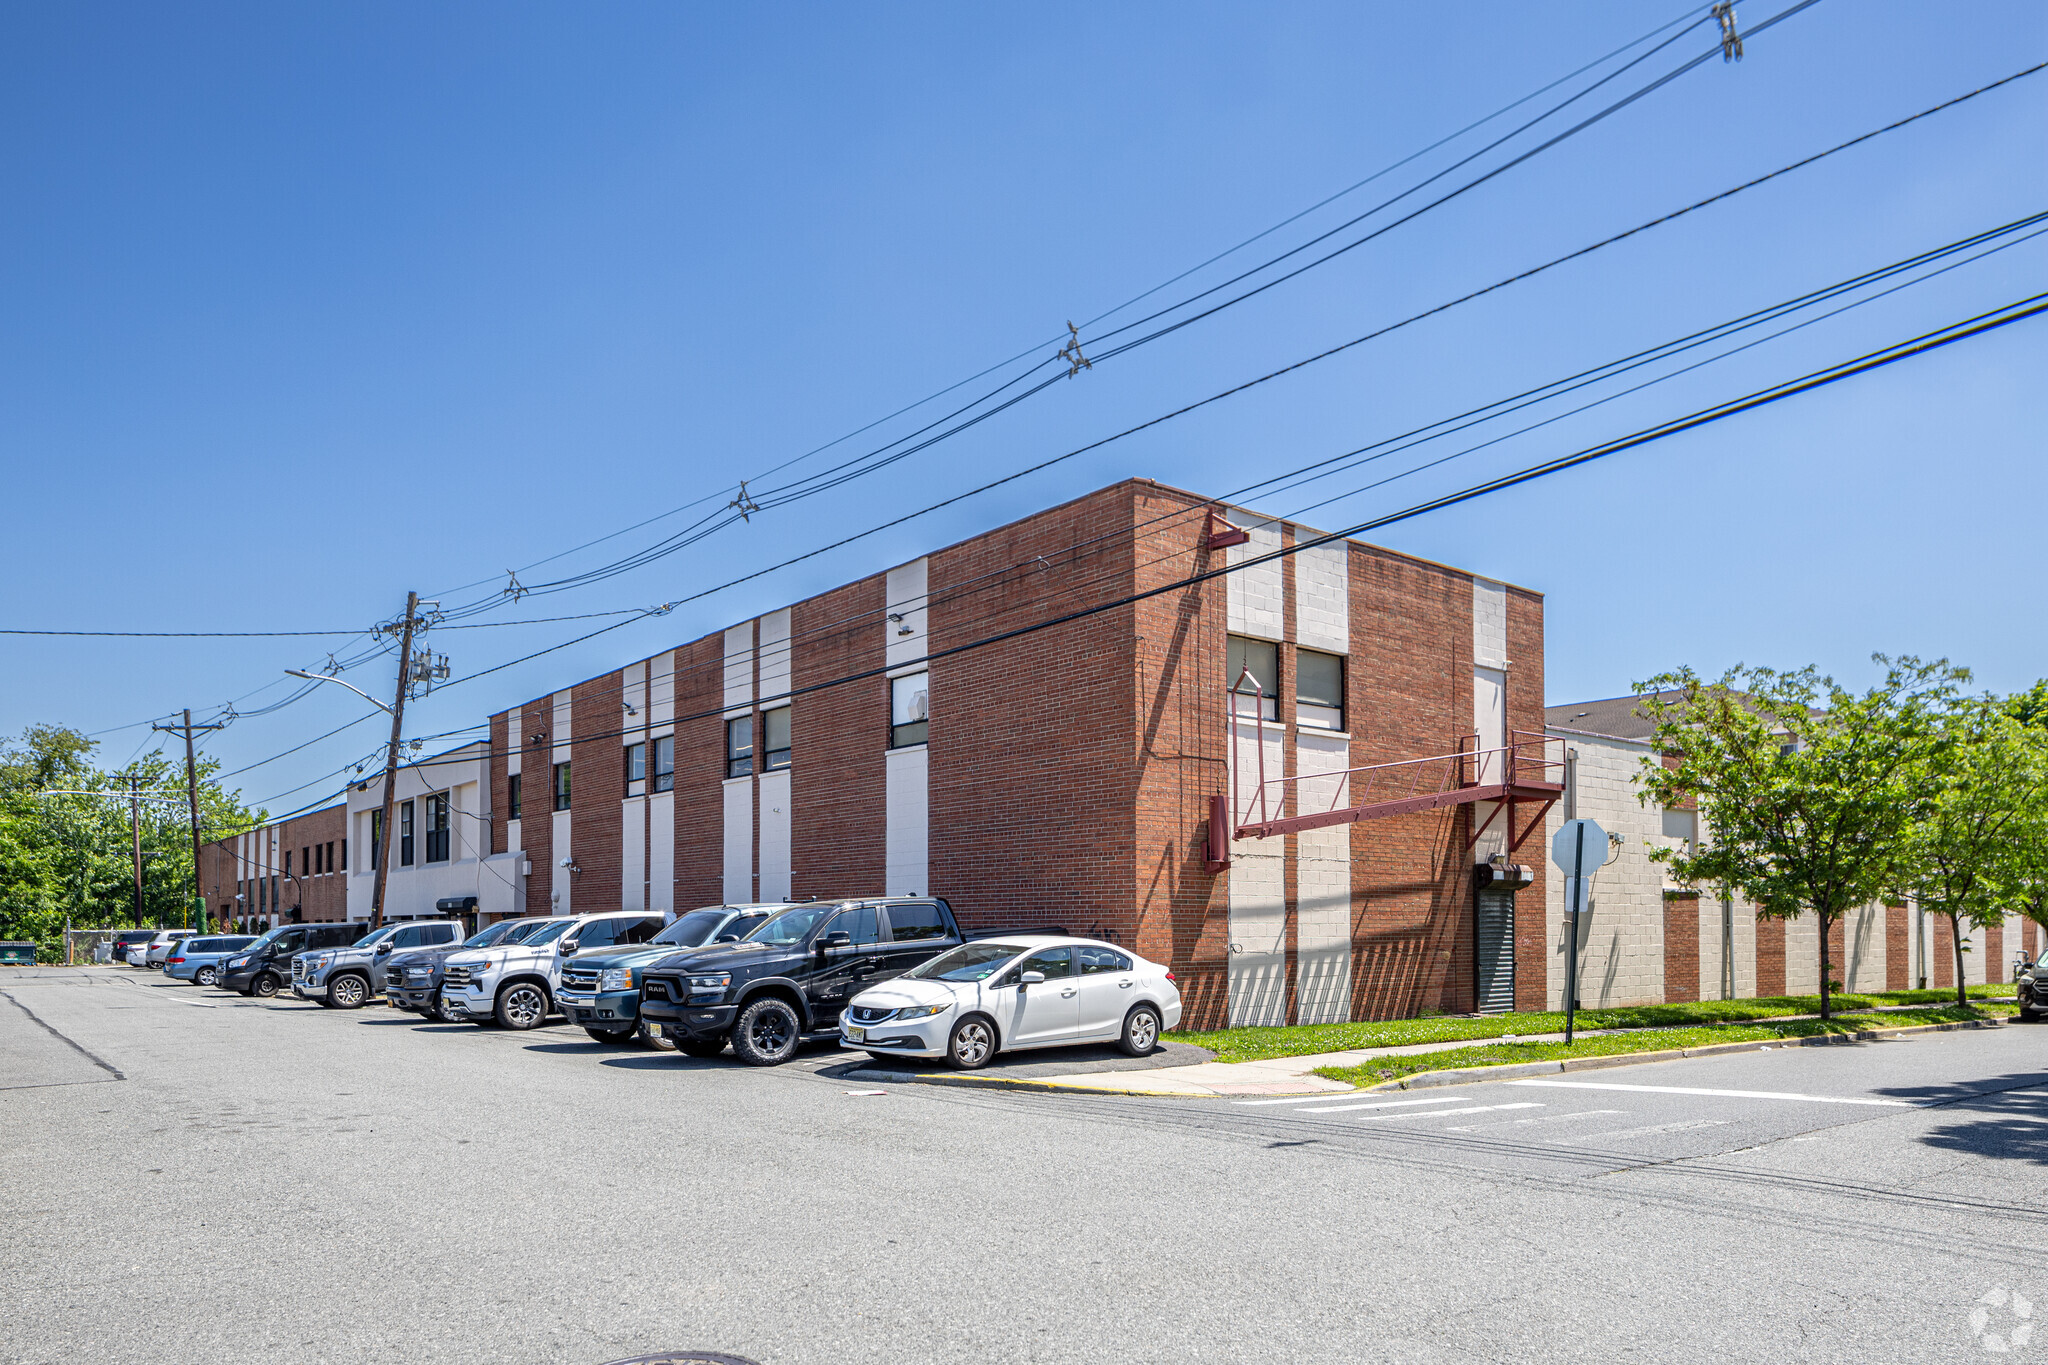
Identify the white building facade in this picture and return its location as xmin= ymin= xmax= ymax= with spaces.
xmin=346 ymin=741 xmax=526 ymax=922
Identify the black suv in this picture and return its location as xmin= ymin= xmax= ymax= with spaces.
xmin=639 ymin=897 xmax=965 ymax=1065
xmin=217 ymin=922 xmax=369 ymax=997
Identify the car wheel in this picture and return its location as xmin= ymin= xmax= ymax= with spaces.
xmin=495 ymin=982 xmax=549 ymax=1030
xmin=947 ymin=1015 xmax=997 ymax=1070
xmin=251 ymin=973 xmax=279 ymax=999
xmin=584 ymin=1025 xmax=637 ymax=1044
xmin=1119 ymin=1004 xmax=1162 ymax=1057
xmin=195 ymin=967 xmax=217 ymax=987
xmin=730 ymin=998 xmax=802 ymax=1066
xmin=433 ymin=993 xmax=464 ymax=1024
xmin=678 ymin=1037 xmax=726 ymax=1058
xmin=329 ymin=973 xmax=369 ymax=1010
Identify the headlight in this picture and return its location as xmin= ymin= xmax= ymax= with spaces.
xmin=894 ymin=1002 xmax=952 ymax=1020
xmin=599 ymin=967 xmax=634 ymax=991
xmin=686 ymin=973 xmax=730 ymax=990
xmin=306 ymin=954 xmax=331 ymax=969
xmin=227 ymin=957 xmax=248 ymax=968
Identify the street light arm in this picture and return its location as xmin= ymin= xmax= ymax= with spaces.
xmin=286 ymin=670 xmax=395 ymax=716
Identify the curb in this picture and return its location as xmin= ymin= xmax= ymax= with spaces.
xmin=1358 ymin=1017 xmax=2007 ymax=1092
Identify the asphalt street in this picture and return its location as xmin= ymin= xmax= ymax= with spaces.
xmin=2 ymin=967 xmax=2044 ymax=1365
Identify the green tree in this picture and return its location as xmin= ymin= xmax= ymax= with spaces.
xmin=1896 ymin=698 xmax=2048 ymax=1005
xmin=1636 ymin=656 xmax=1963 ymax=1020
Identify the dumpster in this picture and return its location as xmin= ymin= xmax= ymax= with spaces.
xmin=0 ymin=941 xmax=37 ymax=965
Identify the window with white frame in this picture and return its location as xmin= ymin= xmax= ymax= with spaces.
xmin=1226 ymin=636 xmax=1278 ymax=721
xmin=1296 ymin=649 xmax=1345 ymax=731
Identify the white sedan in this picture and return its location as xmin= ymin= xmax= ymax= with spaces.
xmin=841 ymin=936 xmax=1181 ymax=1069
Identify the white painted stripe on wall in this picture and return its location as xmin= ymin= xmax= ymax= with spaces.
xmin=551 ymin=690 xmax=572 ymax=757
xmin=723 ymin=623 xmax=754 ymax=715
xmin=722 ymin=779 xmax=753 ymax=904
xmin=1225 ymin=511 xmax=1283 ymax=642
xmin=648 ymin=792 xmax=673 ymax=913
xmin=650 ymin=651 xmax=675 ymax=730
xmin=551 ymin=809 xmax=572 ymax=913
xmin=758 ymin=769 xmax=791 ymax=903
xmin=1472 ymin=577 xmax=1509 ymax=670
xmin=1227 ymin=712 xmax=1287 ymax=1028
xmin=885 ymin=558 xmax=929 ymax=671
xmin=623 ymin=661 xmax=646 ymax=718
xmin=1294 ymin=730 xmax=1353 ymax=1026
xmin=621 ymin=796 xmax=646 ymax=912
xmin=884 ymin=745 xmax=927 ymax=896
xmin=1293 ymin=541 xmax=1349 ymax=654
xmin=758 ymin=609 xmax=792 ymax=701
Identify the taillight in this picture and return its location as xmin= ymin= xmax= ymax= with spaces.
xmin=169 ymin=957 xmax=184 ymax=965
xmin=1164 ymin=971 xmax=1177 ymax=984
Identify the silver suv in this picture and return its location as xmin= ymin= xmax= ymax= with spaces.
xmin=292 ymin=920 xmax=464 ymax=1009
xmin=439 ymin=911 xmax=668 ymax=1030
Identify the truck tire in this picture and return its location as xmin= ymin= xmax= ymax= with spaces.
xmin=730 ymin=997 xmax=801 ymax=1066
xmin=495 ymin=981 xmax=549 ymax=1030
xmin=251 ymin=973 xmax=280 ymax=999
xmin=583 ymin=1025 xmax=636 ymax=1044
xmin=328 ymin=973 xmax=369 ymax=1009
xmin=433 ymin=992 xmax=464 ymax=1024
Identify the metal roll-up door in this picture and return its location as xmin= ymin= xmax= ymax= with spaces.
xmin=1475 ymin=888 xmax=1516 ymax=1015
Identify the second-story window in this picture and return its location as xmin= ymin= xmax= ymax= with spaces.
xmin=625 ymin=741 xmax=646 ymax=798
xmin=425 ymin=792 xmax=450 ymax=863
xmin=652 ymin=735 xmax=674 ymax=793
xmin=726 ymin=716 xmax=753 ymax=779
xmin=553 ymin=761 xmax=572 ymax=811
xmin=890 ymin=673 xmax=929 ymax=748
xmin=1296 ymin=649 xmax=1345 ymax=732
xmin=1226 ymin=635 xmax=1279 ymax=722
xmin=763 ymin=706 xmax=791 ymax=771
xmin=399 ymin=799 xmax=415 ymax=867
xmin=508 ymin=773 xmax=522 ymax=821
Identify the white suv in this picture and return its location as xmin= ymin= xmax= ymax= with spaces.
xmin=438 ymin=912 xmax=669 ymax=1030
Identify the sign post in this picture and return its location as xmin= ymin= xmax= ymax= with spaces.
xmin=1550 ymin=818 xmax=1610 ymax=1044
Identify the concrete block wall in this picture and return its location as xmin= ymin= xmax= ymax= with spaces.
xmin=1545 ymin=733 xmax=1666 ymax=1008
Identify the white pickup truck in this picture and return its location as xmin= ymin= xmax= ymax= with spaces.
xmin=437 ymin=911 xmax=668 ymax=1030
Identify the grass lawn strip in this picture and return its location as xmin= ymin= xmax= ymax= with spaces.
xmin=1174 ymin=984 xmax=2012 ymax=1063
xmin=1307 ymin=1004 xmax=2015 ymax=1088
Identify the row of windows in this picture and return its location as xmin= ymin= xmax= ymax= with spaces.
xmin=280 ymin=840 xmax=345 ymax=879
xmin=367 ymin=792 xmax=453 ymax=871
xmin=1226 ymin=636 xmax=1346 ymax=732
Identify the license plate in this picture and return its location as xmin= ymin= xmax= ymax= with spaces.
xmin=845 ymin=1025 xmax=865 ymax=1042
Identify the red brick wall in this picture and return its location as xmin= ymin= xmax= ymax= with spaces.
xmin=789 ymin=578 xmax=888 ymax=899
xmin=1129 ymin=489 xmax=1230 ymax=1028
xmin=1827 ymin=916 xmax=1846 ymax=992
xmin=518 ymin=694 xmax=555 ymax=914
xmin=488 ymin=713 xmax=510 ymax=857
xmin=1756 ymin=916 xmax=1786 ymax=997
xmin=1932 ymin=913 xmax=1955 ymax=989
xmin=1986 ymin=921 xmax=2004 ymax=983
xmin=1664 ymin=892 xmax=1701 ymax=1004
xmin=569 ymin=674 xmax=625 ymax=913
xmin=670 ymin=635 xmax=726 ymax=908
xmin=1347 ymin=543 xmax=1473 ymax=1021
xmin=1886 ymin=904 xmax=1909 ymax=990
xmin=931 ymin=483 xmax=1137 ymax=936
xmin=1505 ymin=585 xmax=1547 ymax=1013
xmin=200 ymin=804 xmax=347 ymax=925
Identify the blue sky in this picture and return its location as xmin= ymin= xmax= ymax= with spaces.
xmin=3 ymin=1 xmax=2044 ymax=813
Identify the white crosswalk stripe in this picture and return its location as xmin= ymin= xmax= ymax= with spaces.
xmin=1509 ymin=1080 xmax=1915 ymax=1107
xmin=1354 ymin=1101 xmax=1543 ymax=1123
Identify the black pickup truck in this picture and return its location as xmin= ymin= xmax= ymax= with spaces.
xmin=639 ymin=897 xmax=981 ymax=1065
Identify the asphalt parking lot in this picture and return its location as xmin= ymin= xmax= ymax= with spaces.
xmin=3 ymin=966 xmax=2045 ymax=1365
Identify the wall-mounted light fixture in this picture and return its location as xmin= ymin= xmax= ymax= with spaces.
xmin=888 ymin=612 xmax=913 ymax=636
xmin=559 ymin=856 xmax=582 ymax=875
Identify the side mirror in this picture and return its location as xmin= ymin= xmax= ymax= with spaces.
xmin=375 ymin=942 xmax=393 ymax=955
xmin=715 ymin=934 xmax=740 ymax=944
xmin=1021 ymin=970 xmax=1046 ymax=985
xmin=559 ymin=939 xmax=580 ymax=955
xmin=821 ymin=930 xmax=853 ymax=951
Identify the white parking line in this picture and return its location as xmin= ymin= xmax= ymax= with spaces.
xmin=1233 ymin=1093 xmax=1382 ymax=1106
xmin=1357 ymin=1102 xmax=1543 ymax=1123
xmin=1508 ymin=1080 xmax=1915 ymax=1107
xmin=1292 ymin=1095 xmax=1470 ymax=1114
xmin=1446 ymin=1108 xmax=1623 ymax=1132
xmin=1565 ymin=1119 xmax=1732 ymax=1142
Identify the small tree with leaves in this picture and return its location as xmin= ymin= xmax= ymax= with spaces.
xmin=1636 ymin=656 xmax=1963 ymax=1020
xmin=1896 ymin=698 xmax=2048 ymax=1005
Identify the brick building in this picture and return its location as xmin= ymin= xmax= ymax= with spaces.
xmin=1544 ymin=694 xmax=2044 ymax=1005
xmin=199 ymin=803 xmax=348 ymax=930
xmin=481 ymin=478 xmax=1552 ymax=1030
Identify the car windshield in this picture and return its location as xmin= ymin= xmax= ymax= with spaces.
xmin=655 ymin=910 xmax=730 ymax=947
xmin=353 ymin=926 xmax=399 ymax=948
xmin=520 ymin=920 xmax=573 ymax=946
xmin=905 ymin=943 xmax=1025 ymax=981
xmin=240 ymin=928 xmax=284 ymax=952
xmin=501 ymin=918 xmax=555 ymax=944
xmin=744 ymin=905 xmax=839 ymax=946
xmin=460 ymin=920 xmax=522 ymax=949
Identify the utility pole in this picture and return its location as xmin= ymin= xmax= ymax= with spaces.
xmin=154 ymin=709 xmax=227 ymax=933
xmin=370 ymin=593 xmax=421 ymax=931
xmin=128 ymin=771 xmax=144 ymax=928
